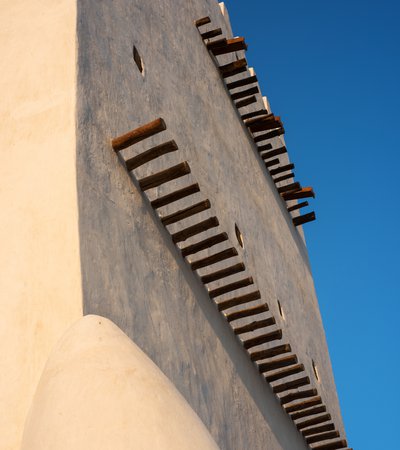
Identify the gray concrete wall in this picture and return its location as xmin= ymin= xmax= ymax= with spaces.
xmin=76 ymin=1 xmax=344 ymax=449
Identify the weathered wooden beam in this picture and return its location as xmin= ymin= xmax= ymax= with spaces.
xmin=231 ymin=86 xmax=259 ymax=101
xmin=233 ymin=317 xmax=276 ymax=335
xmin=208 ymin=277 xmax=254 ymax=298
xmin=290 ymin=405 xmax=327 ymax=421
xmin=278 ymin=182 xmax=301 ymax=194
xmin=235 ymin=95 xmax=257 ymax=109
xmin=273 ymin=376 xmax=310 ymax=394
xmin=273 ymin=173 xmax=295 ymax=184
xmin=201 ymin=28 xmax=222 ymax=39
xmin=181 ymin=233 xmax=228 ymax=258
xmin=200 ymin=263 xmax=246 ymax=284
xmin=248 ymin=117 xmax=283 ymax=133
xmin=284 ymin=397 xmax=322 ymax=414
xmin=302 ymin=423 xmax=335 ymax=437
xmin=282 ymin=187 xmax=315 ymax=200
xmin=161 ymin=200 xmax=211 ymax=226
xmin=151 ymin=183 xmax=200 ymax=209
xmin=257 ymin=143 xmax=273 ymax=152
xmin=171 ymin=216 xmax=219 ymax=243
xmin=139 ymin=162 xmax=190 ymax=191
xmin=218 ymin=290 xmax=261 ymax=311
xmin=206 ymin=38 xmax=227 ymax=51
xmin=112 ymin=118 xmax=166 ymax=152
xmin=212 ymin=37 xmax=248 ymax=55
xmin=297 ymin=413 xmax=332 ymax=430
xmin=265 ymin=158 xmax=280 ymax=168
xmin=253 ymin=127 xmax=285 ymax=143
xmin=226 ymin=303 xmax=269 ymax=322
xmin=259 ymin=355 xmax=298 ymax=373
xmin=287 ymin=201 xmax=309 ymax=212
xmin=265 ymin=364 xmax=305 ymax=383
xmin=261 ymin=146 xmax=287 ymax=160
xmin=280 ymin=388 xmax=318 ymax=405
xmin=243 ymin=329 xmax=282 ymax=350
xmin=312 ymin=440 xmax=348 ymax=450
xmin=270 ymin=163 xmax=295 ymax=176
xmin=125 ymin=140 xmax=178 ymax=171
xmin=241 ymin=109 xmax=268 ymax=120
xmin=195 ymin=16 xmax=211 ymax=27
xmin=306 ymin=430 xmax=340 ymax=445
xmin=191 ymin=248 xmax=238 ymax=271
xmin=227 ymin=75 xmax=258 ymax=90
xmin=293 ymin=212 xmax=316 ymax=227
xmin=219 ymin=59 xmax=248 ymax=78
xmin=245 ymin=113 xmax=274 ymax=127
xmin=250 ymin=344 xmax=291 ymax=362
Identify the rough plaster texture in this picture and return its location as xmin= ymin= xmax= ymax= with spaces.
xmin=0 ymin=2 xmax=83 ymax=448
xmin=77 ymin=1 xmax=345 ymax=449
xmin=21 ymin=315 xmax=220 ymax=450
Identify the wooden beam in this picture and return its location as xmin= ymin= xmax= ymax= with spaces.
xmin=265 ymin=158 xmax=280 ymax=168
xmin=211 ymin=37 xmax=248 ymax=55
xmin=219 ymin=59 xmax=248 ymax=78
xmin=280 ymin=388 xmax=318 ymax=405
xmin=257 ymin=143 xmax=273 ymax=152
xmin=191 ymin=248 xmax=238 ymax=271
xmin=225 ymin=303 xmax=269 ymax=322
xmin=139 ymin=162 xmax=190 ymax=191
xmin=306 ymin=430 xmax=340 ymax=445
xmin=248 ymin=117 xmax=283 ymax=133
xmin=151 ymin=183 xmax=200 ymax=209
xmin=297 ymin=413 xmax=332 ymax=430
xmin=195 ymin=16 xmax=211 ymax=27
xmin=261 ymin=146 xmax=287 ymax=159
xmin=200 ymin=263 xmax=245 ymax=284
xmin=273 ymin=376 xmax=310 ymax=394
xmin=270 ymin=163 xmax=295 ymax=176
xmin=245 ymin=113 xmax=274 ymax=127
xmin=231 ymin=86 xmax=259 ymax=101
xmin=293 ymin=212 xmax=316 ymax=227
xmin=259 ymin=355 xmax=298 ymax=373
xmin=206 ymin=38 xmax=227 ymax=51
xmin=290 ymin=405 xmax=327 ymax=421
xmin=250 ymin=344 xmax=291 ymax=362
xmin=282 ymin=187 xmax=315 ymax=200
xmin=265 ymin=364 xmax=305 ymax=383
xmin=312 ymin=440 xmax=348 ymax=450
xmin=218 ymin=290 xmax=261 ymax=311
xmin=302 ymin=423 xmax=335 ymax=437
xmin=125 ymin=140 xmax=178 ymax=171
xmin=227 ymin=75 xmax=258 ymax=90
xmin=287 ymin=201 xmax=308 ymax=212
xmin=233 ymin=317 xmax=276 ymax=335
xmin=243 ymin=329 xmax=282 ymax=350
xmin=161 ymin=200 xmax=211 ymax=226
xmin=208 ymin=277 xmax=254 ymax=298
xmin=278 ymin=182 xmax=301 ymax=194
xmin=284 ymin=397 xmax=322 ymax=414
xmin=171 ymin=216 xmax=219 ymax=243
xmin=201 ymin=28 xmax=222 ymax=39
xmin=253 ymin=127 xmax=285 ymax=143
xmin=181 ymin=233 xmax=228 ymax=257
xmin=273 ymin=173 xmax=295 ymax=184
xmin=112 ymin=118 xmax=166 ymax=151
xmin=235 ymin=95 xmax=257 ymax=109
xmin=241 ymin=109 xmax=268 ymax=120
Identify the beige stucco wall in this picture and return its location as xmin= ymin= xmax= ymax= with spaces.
xmin=0 ymin=2 xmax=82 ymax=448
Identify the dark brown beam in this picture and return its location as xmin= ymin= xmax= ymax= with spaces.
xmin=181 ymin=233 xmax=228 ymax=258
xmin=282 ymin=187 xmax=315 ymax=200
xmin=306 ymin=430 xmax=340 ymax=445
xmin=297 ymin=413 xmax=331 ymax=430
xmin=139 ymin=162 xmax=190 ymax=191
xmin=200 ymin=263 xmax=245 ymax=284
xmin=273 ymin=376 xmax=310 ymax=394
xmin=258 ymin=355 xmax=298 ymax=373
xmin=270 ymin=163 xmax=295 ymax=176
xmin=280 ymin=388 xmax=318 ymax=405
xmin=253 ymin=127 xmax=285 ymax=143
xmin=290 ymin=405 xmax=327 ymax=421
xmin=191 ymin=248 xmax=238 ymax=271
xmin=195 ymin=16 xmax=211 ymax=27
xmin=265 ymin=158 xmax=280 ymax=168
xmin=235 ymin=95 xmax=257 ymax=109
xmin=250 ymin=344 xmax=291 ymax=362
xmin=151 ymin=183 xmax=200 ymax=209
xmin=245 ymin=113 xmax=274 ymax=127
xmin=227 ymin=75 xmax=258 ymax=90
xmin=231 ymin=86 xmax=259 ymax=101
xmin=293 ymin=212 xmax=316 ymax=227
xmin=171 ymin=216 xmax=219 ymax=243
xmin=212 ymin=37 xmax=248 ymax=55
xmin=243 ymin=329 xmax=282 ymax=350
xmin=261 ymin=146 xmax=287 ymax=160
xmin=218 ymin=290 xmax=261 ymax=311
xmin=201 ymin=28 xmax=222 ymax=39
xmin=312 ymin=440 xmax=348 ymax=450
xmin=257 ymin=143 xmax=273 ymax=152
xmin=241 ymin=109 xmax=268 ymax=120
xmin=226 ymin=303 xmax=269 ymax=322
xmin=112 ymin=118 xmax=166 ymax=152
xmin=161 ymin=200 xmax=211 ymax=226
xmin=233 ymin=317 xmax=276 ymax=335
xmin=287 ymin=201 xmax=309 ymax=213
xmin=273 ymin=173 xmax=295 ymax=184
xmin=248 ymin=117 xmax=283 ymax=133
xmin=265 ymin=364 xmax=305 ymax=383
xmin=302 ymin=423 xmax=335 ymax=437
xmin=284 ymin=397 xmax=322 ymax=414
xmin=278 ymin=182 xmax=301 ymax=194
xmin=208 ymin=277 xmax=254 ymax=298
xmin=219 ymin=59 xmax=248 ymax=78
xmin=206 ymin=38 xmax=227 ymax=51
xmin=125 ymin=140 xmax=178 ymax=171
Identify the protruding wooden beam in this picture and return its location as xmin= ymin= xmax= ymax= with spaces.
xmin=206 ymin=38 xmax=227 ymax=51
xmin=245 ymin=113 xmax=274 ymax=127
xmin=312 ymin=440 xmax=348 ymax=450
xmin=265 ymin=158 xmax=280 ymax=168
xmin=278 ymin=182 xmax=301 ymax=194
xmin=218 ymin=290 xmax=261 ymax=311
xmin=250 ymin=344 xmax=291 ymax=362
xmin=290 ymin=405 xmax=327 ymax=421
xmin=287 ymin=201 xmax=309 ymax=212
xmin=208 ymin=277 xmax=254 ymax=298
xmin=201 ymin=263 xmax=246 ymax=284
xmin=241 ymin=109 xmax=268 ymax=120
xmin=212 ymin=37 xmax=248 ymax=55
xmin=261 ymin=146 xmax=287 ymax=160
xmin=270 ymin=163 xmax=295 ymax=176
xmin=219 ymin=59 xmax=248 ymax=78
xmin=253 ymin=127 xmax=285 ymax=143
xmin=226 ymin=303 xmax=269 ymax=322
xmin=257 ymin=143 xmax=274 ymax=152
xmin=161 ymin=200 xmax=211 ymax=226
xmin=181 ymin=233 xmax=228 ymax=258
xmin=112 ymin=118 xmax=166 ymax=152
xmin=306 ymin=430 xmax=340 ymax=445
xmin=280 ymin=388 xmax=318 ymax=405
xmin=273 ymin=376 xmax=310 ymax=394
xmin=248 ymin=117 xmax=283 ymax=133
xmin=235 ymin=95 xmax=257 ymax=109
xmin=231 ymin=86 xmax=259 ymax=101
xmin=125 ymin=140 xmax=178 ymax=171
xmin=191 ymin=248 xmax=238 ymax=271
xmin=227 ymin=75 xmax=258 ymax=90
xmin=302 ymin=423 xmax=335 ymax=437
xmin=273 ymin=173 xmax=295 ymax=184
xmin=297 ymin=413 xmax=331 ymax=430
xmin=293 ymin=212 xmax=316 ymax=227
xmin=243 ymin=329 xmax=282 ymax=350
xmin=265 ymin=364 xmax=305 ymax=383
xmin=201 ymin=28 xmax=222 ymax=39
xmin=151 ymin=183 xmax=200 ymax=209
xmin=233 ymin=317 xmax=276 ymax=335
xmin=259 ymin=355 xmax=298 ymax=373
xmin=284 ymin=397 xmax=322 ymax=414
xmin=282 ymin=187 xmax=315 ymax=200
xmin=139 ymin=162 xmax=190 ymax=191
xmin=171 ymin=216 xmax=219 ymax=243
xmin=195 ymin=16 xmax=211 ymax=27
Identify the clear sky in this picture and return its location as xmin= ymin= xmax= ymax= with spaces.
xmin=224 ymin=1 xmax=400 ymax=449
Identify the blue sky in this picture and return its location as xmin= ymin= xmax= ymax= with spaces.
xmin=224 ymin=1 xmax=400 ymax=448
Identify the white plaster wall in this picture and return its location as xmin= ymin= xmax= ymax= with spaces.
xmin=0 ymin=2 xmax=82 ymax=448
